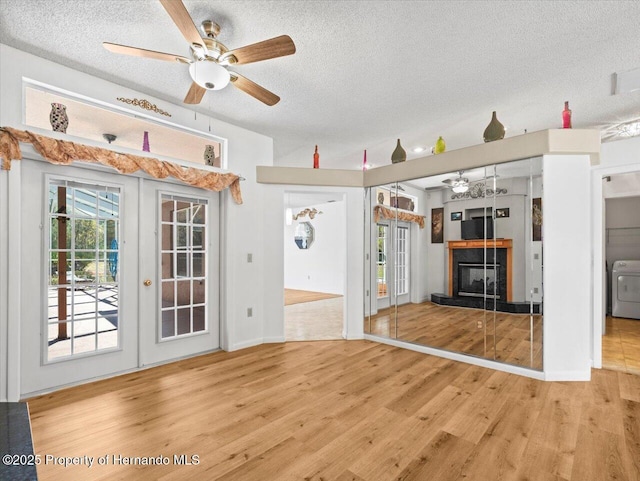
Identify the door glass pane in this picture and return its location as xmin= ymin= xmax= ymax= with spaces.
xmin=73 ymin=319 xmax=97 ymax=354
xmin=193 ymin=307 xmax=205 ymax=332
xmin=193 ymin=253 xmax=205 ymax=278
xmin=46 ymin=180 xmax=120 ymax=361
xmin=162 ymin=310 xmax=175 ymax=338
xmin=160 ymin=195 xmax=208 ymax=339
xmin=162 ymin=224 xmax=172 ymax=251
xmin=162 ymin=253 xmax=174 ymax=279
xmin=98 ymin=191 xmax=119 ymax=218
xmin=396 ymin=226 xmax=409 ymax=296
xmin=193 ymin=280 xmax=205 ymax=305
xmin=377 ymin=225 xmax=388 ymax=299
xmin=176 ymin=253 xmax=190 ymax=278
xmin=192 ymin=204 xmax=205 ymax=224
xmin=162 ymin=199 xmax=174 ymax=222
xmin=162 ymin=281 xmax=175 ymax=307
xmin=177 ymin=308 xmax=191 ymax=335
xmin=176 ymin=280 xmax=191 ymax=306
xmin=50 ymin=217 xmax=71 ymax=249
xmin=177 ymin=225 xmax=188 ymax=248
xmin=192 ymin=227 xmax=205 ymax=249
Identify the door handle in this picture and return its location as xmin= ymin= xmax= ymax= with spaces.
xmin=143 ymin=279 xmax=152 ymax=287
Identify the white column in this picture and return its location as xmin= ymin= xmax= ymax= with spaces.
xmin=543 ymin=154 xmax=592 ymax=381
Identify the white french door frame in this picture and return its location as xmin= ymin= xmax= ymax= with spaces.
xmin=376 ymin=220 xmax=411 ymax=311
xmin=138 ymin=179 xmax=220 ymax=367
xmin=17 ymin=160 xmax=139 ymax=396
xmin=9 ymin=155 xmax=222 ymax=400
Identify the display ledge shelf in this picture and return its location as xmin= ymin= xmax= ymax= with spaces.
xmin=257 ymin=129 xmax=600 ymax=187
xmin=256 ymin=166 xmax=364 ymax=187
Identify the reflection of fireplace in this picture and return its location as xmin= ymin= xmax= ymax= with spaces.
xmin=433 ymin=239 xmax=540 ymax=313
xmin=458 ymin=263 xmax=500 ymax=299
xmin=447 ymin=239 xmax=512 ymax=302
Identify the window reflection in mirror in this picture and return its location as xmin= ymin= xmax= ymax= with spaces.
xmin=364 ymin=157 xmax=543 ymax=370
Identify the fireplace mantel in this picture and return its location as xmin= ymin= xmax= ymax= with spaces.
xmin=448 ymin=239 xmax=513 ymax=301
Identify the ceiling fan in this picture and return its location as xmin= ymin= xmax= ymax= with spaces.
xmin=442 ymin=171 xmax=470 ymax=193
xmin=103 ymin=0 xmax=295 ymax=106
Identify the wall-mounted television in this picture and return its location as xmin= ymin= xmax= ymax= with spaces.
xmin=461 ymin=217 xmax=494 ymax=240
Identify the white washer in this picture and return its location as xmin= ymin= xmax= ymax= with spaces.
xmin=612 ymin=260 xmax=640 ymax=320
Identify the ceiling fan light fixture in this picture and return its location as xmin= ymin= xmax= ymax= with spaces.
xmin=189 ymin=61 xmax=230 ymax=90
xmin=619 ymin=120 xmax=640 ymax=137
xmin=452 ymin=184 xmax=469 ymax=194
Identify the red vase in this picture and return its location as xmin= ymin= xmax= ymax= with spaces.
xmin=313 ymin=145 xmax=319 ymax=169
xmin=562 ymin=101 xmax=572 ymax=129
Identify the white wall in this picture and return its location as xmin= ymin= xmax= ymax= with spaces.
xmin=528 ymin=176 xmax=543 ymax=304
xmin=0 ymin=43 xmax=275 ymax=398
xmin=424 ymin=190 xmax=446 ymax=297
xmin=606 ymin=197 xmax=640 ymax=228
xmin=543 ymin=154 xmax=592 ymax=380
xmin=284 ymin=200 xmax=345 ymax=295
xmin=0 ymin=168 xmax=8 ymax=401
xmin=605 ymin=196 xmax=640 ymax=263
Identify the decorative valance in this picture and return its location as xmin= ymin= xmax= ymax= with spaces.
xmin=0 ymin=127 xmax=243 ymax=204
xmin=373 ymin=205 xmax=425 ymax=229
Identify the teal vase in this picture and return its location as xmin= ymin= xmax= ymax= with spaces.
xmin=391 ymin=139 xmax=406 ymax=163
xmin=483 ymin=111 xmax=505 ymax=143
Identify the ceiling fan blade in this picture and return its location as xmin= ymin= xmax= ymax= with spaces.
xmin=159 ymin=0 xmax=206 ymax=50
xmin=230 ymin=73 xmax=280 ymax=106
xmin=223 ymin=35 xmax=295 ymax=65
xmin=103 ymin=42 xmax=190 ymax=63
xmin=184 ymin=81 xmax=206 ymax=104
xmin=442 ymin=179 xmax=454 ymax=185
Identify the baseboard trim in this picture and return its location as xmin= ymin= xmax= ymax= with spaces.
xmin=230 ymin=338 xmax=264 ymax=351
xmin=544 ymin=369 xmax=591 ymax=381
xmin=21 ymin=348 xmax=222 ymax=400
xmin=263 ymin=336 xmax=285 ymax=344
xmin=364 ymin=334 xmax=546 ymax=381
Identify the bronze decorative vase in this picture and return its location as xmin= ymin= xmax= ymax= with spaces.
xmin=391 ymin=139 xmax=406 ymax=163
xmin=483 ymin=111 xmax=505 ymax=143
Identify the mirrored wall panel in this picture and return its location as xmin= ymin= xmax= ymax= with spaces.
xmin=364 ymin=157 xmax=543 ymax=370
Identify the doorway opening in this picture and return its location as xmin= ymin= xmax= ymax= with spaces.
xmin=602 ymin=172 xmax=640 ymax=375
xmin=283 ymin=192 xmax=346 ymax=341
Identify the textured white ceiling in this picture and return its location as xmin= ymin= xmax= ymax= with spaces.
xmin=1 ymin=0 xmax=639 ymax=171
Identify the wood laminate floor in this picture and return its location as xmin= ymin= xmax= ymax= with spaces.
xmin=26 ymin=341 xmax=640 ymax=481
xmin=367 ymin=302 xmax=543 ymax=370
xmin=284 ymin=289 xmax=342 ymax=306
xmin=603 ymin=316 xmax=640 ymax=375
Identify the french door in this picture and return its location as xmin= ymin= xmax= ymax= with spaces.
xmin=138 ymin=179 xmax=219 ymax=366
xmin=19 ymin=160 xmax=219 ymax=396
xmin=376 ymin=221 xmax=410 ymax=310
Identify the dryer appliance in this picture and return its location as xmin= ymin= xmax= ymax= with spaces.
xmin=612 ymin=260 xmax=640 ymax=319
